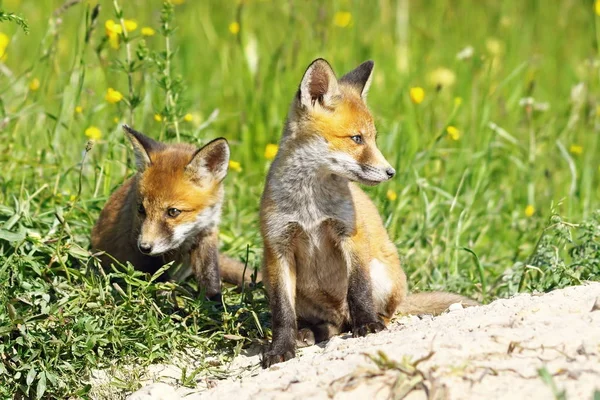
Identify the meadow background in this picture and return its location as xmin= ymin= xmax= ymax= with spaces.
xmin=0 ymin=0 xmax=599 ymax=398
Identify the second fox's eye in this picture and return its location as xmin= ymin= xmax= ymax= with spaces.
xmin=137 ymin=203 xmax=145 ymax=214
xmin=167 ymin=208 xmax=181 ymax=218
xmin=350 ymin=135 xmax=363 ymax=144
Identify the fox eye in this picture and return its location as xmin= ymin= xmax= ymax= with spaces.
xmin=137 ymin=203 xmax=145 ymax=214
xmin=167 ymin=208 xmax=181 ymax=218
xmin=350 ymin=135 xmax=363 ymax=144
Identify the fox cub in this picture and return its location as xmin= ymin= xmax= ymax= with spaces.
xmin=91 ymin=125 xmax=249 ymax=299
xmin=260 ymin=59 xmax=477 ymax=367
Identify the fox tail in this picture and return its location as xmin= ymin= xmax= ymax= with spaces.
xmin=397 ymin=292 xmax=479 ymax=316
xmin=218 ymin=254 xmax=262 ymax=288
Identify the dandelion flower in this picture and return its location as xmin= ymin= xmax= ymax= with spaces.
xmin=85 ymin=126 xmax=102 ymax=140
xmin=154 ymin=114 xmax=162 ymax=122
xmin=124 ymin=19 xmax=138 ymax=32
xmin=446 ymin=126 xmax=460 ymax=141
xmin=334 ymin=11 xmax=352 ymax=27
xmin=141 ymin=27 xmax=156 ymax=37
xmin=386 ymin=190 xmax=397 ymax=201
xmin=29 ymin=78 xmax=40 ymax=91
xmin=229 ymin=160 xmax=242 ymax=172
xmin=75 ymin=106 xmax=83 ymax=114
xmin=569 ymin=144 xmax=583 ymax=155
xmin=229 ymin=22 xmax=240 ymax=35
xmin=524 ymin=205 xmax=535 ymax=217
xmin=409 ymin=87 xmax=425 ymax=104
xmin=428 ymin=67 xmax=456 ymax=88
xmin=183 ymin=113 xmax=193 ymax=122
xmin=264 ymin=143 xmax=279 ymax=160
xmin=105 ymin=88 xmax=123 ymax=104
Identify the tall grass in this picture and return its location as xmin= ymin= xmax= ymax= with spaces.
xmin=0 ymin=0 xmax=598 ymax=397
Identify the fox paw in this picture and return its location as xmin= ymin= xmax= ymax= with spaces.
xmin=261 ymin=345 xmax=295 ymax=368
xmin=296 ymin=328 xmax=316 ymax=348
xmin=352 ymin=320 xmax=386 ymax=338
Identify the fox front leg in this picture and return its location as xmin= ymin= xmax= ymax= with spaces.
xmin=342 ymin=243 xmax=385 ymax=337
xmin=261 ymin=244 xmax=298 ymax=368
xmin=189 ymin=229 xmax=222 ymax=301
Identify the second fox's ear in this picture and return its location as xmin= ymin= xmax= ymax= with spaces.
xmin=298 ymin=58 xmax=339 ymax=110
xmin=186 ymin=138 xmax=230 ymax=184
xmin=339 ymin=60 xmax=374 ymax=101
xmin=123 ymin=124 xmax=163 ymax=172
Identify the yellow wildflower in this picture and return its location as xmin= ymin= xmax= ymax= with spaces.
xmin=229 ymin=160 xmax=242 ymax=172
xmin=29 ymin=78 xmax=41 ymax=91
xmin=75 ymin=106 xmax=83 ymax=114
xmin=141 ymin=27 xmax=156 ymax=37
xmin=105 ymin=20 xmax=122 ymax=36
xmin=569 ymin=144 xmax=583 ymax=155
xmin=124 ymin=19 xmax=138 ymax=32
xmin=85 ymin=126 xmax=102 ymax=140
xmin=454 ymin=97 xmax=463 ymax=107
xmin=154 ymin=114 xmax=162 ymax=122
xmin=428 ymin=67 xmax=456 ymax=88
xmin=386 ymin=190 xmax=397 ymax=202
xmin=113 ymin=117 xmax=120 ymax=124
xmin=69 ymin=194 xmax=77 ymax=202
xmin=595 ymin=0 xmax=600 ymax=16
xmin=172 ymin=0 xmax=185 ymax=4
xmin=183 ymin=113 xmax=193 ymax=122
xmin=446 ymin=126 xmax=460 ymax=141
xmin=485 ymin=37 xmax=504 ymax=57
xmin=105 ymin=88 xmax=123 ymax=104
xmin=333 ymin=11 xmax=352 ymax=27
xmin=409 ymin=87 xmax=425 ymax=104
xmin=0 ymin=32 xmax=9 ymax=49
xmin=229 ymin=22 xmax=240 ymax=35
xmin=0 ymin=32 xmax=9 ymax=60
xmin=524 ymin=205 xmax=535 ymax=217
xmin=264 ymin=143 xmax=279 ymax=160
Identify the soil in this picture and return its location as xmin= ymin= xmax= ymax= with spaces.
xmin=125 ymin=282 xmax=600 ymax=400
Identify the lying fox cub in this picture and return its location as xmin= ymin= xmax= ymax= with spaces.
xmin=260 ymin=59 xmax=477 ymax=367
xmin=91 ymin=125 xmax=250 ymax=299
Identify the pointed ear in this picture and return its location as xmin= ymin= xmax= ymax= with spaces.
xmin=339 ymin=60 xmax=374 ymax=101
xmin=186 ymin=138 xmax=230 ymax=184
xmin=297 ymin=58 xmax=339 ymax=110
xmin=123 ymin=124 xmax=163 ymax=172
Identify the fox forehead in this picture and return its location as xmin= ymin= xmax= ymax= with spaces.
xmin=137 ymin=147 xmax=220 ymax=210
xmin=309 ymin=86 xmax=375 ymax=139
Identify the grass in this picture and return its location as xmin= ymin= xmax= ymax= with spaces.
xmin=0 ymin=0 xmax=598 ymax=398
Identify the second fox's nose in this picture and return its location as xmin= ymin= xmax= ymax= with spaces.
xmin=385 ymin=168 xmax=396 ymax=179
xmin=138 ymin=243 xmax=153 ymax=254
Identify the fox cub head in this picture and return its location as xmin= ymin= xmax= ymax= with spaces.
xmin=123 ymin=125 xmax=229 ymax=256
xmin=287 ymin=58 xmax=395 ymax=185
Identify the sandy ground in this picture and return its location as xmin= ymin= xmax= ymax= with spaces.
xmin=126 ymin=283 xmax=600 ymax=400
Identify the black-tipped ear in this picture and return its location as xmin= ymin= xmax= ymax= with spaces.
xmin=339 ymin=60 xmax=374 ymax=101
xmin=123 ymin=125 xmax=163 ymax=171
xmin=298 ymin=58 xmax=340 ymax=110
xmin=186 ymin=138 xmax=230 ymax=184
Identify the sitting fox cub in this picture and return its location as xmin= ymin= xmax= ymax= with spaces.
xmin=260 ymin=59 xmax=477 ymax=367
xmin=91 ymin=125 xmax=249 ymax=299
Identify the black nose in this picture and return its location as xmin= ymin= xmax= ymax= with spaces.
xmin=385 ymin=168 xmax=396 ymax=179
xmin=138 ymin=243 xmax=153 ymax=254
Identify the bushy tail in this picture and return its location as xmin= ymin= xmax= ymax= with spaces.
xmin=397 ymin=292 xmax=479 ymax=316
xmin=218 ymin=254 xmax=262 ymax=288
